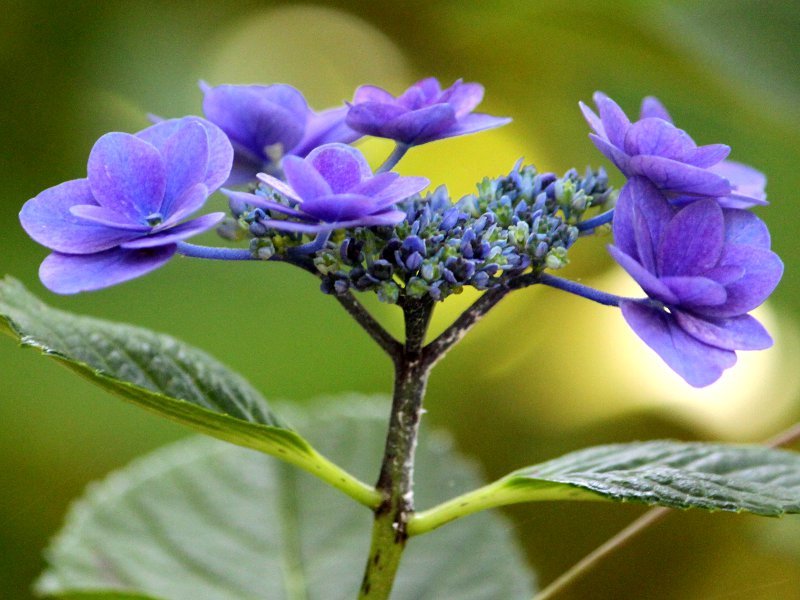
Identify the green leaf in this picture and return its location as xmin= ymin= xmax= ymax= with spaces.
xmin=411 ymin=441 xmax=800 ymax=535
xmin=37 ymin=399 xmax=536 ymax=599
xmin=0 ymin=276 xmax=378 ymax=507
xmin=51 ymin=593 xmax=163 ymax=600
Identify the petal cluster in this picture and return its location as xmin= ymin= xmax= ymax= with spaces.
xmin=227 ymin=143 xmax=430 ymax=234
xmin=581 ymin=93 xmax=766 ymax=208
xmin=346 ymin=77 xmax=511 ymax=146
xmin=19 ymin=117 xmax=233 ymax=294
xmin=609 ymin=177 xmax=782 ymax=386
xmin=200 ymin=82 xmax=360 ymax=185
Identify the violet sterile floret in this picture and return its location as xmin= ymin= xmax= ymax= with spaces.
xmin=225 ymin=143 xmax=430 ymax=235
xmin=201 ymin=82 xmax=360 ymax=185
xmin=608 ymin=177 xmax=782 ymax=387
xmin=581 ymin=93 xmax=766 ymax=208
xmin=19 ymin=117 xmax=233 ymax=294
xmin=346 ymin=77 xmax=511 ymax=146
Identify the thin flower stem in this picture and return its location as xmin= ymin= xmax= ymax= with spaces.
xmin=376 ymin=143 xmax=411 ymax=173
xmin=531 ymin=420 xmax=800 ymax=600
xmin=359 ymin=298 xmax=435 ymax=599
xmin=176 ymin=241 xmax=255 ymax=261
xmin=576 ymin=207 xmax=615 ymax=233
xmin=537 ymin=273 xmax=624 ymax=306
xmin=330 ymin=292 xmax=404 ymax=361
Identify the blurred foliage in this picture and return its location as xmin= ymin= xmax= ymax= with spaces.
xmin=1 ymin=1 xmax=799 ymax=598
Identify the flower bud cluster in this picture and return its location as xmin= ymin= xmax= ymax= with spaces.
xmin=228 ymin=163 xmax=613 ymax=303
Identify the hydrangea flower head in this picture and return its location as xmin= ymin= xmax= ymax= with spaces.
xmin=581 ymin=93 xmax=766 ymax=208
xmin=201 ymin=82 xmax=360 ymax=185
xmin=609 ymin=177 xmax=782 ymax=386
xmin=346 ymin=77 xmax=511 ymax=146
xmin=227 ymin=143 xmax=429 ymax=234
xmin=20 ymin=117 xmax=232 ymax=294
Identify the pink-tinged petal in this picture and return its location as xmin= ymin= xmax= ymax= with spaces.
xmin=588 ymin=134 xmax=630 ymax=173
xmin=658 ymin=199 xmax=724 ymax=276
xmin=305 ymin=144 xmax=372 ymax=192
xmin=723 ymin=209 xmax=771 ymax=248
xmin=624 ymin=118 xmax=696 ymax=162
xmin=20 ymin=179 xmax=141 ymax=254
xmin=301 ymin=193 xmax=376 ymax=222
xmin=594 ymin=92 xmax=631 ymax=148
xmin=256 ymin=173 xmax=303 ymax=203
xmin=620 ymin=301 xmax=736 ymax=387
xmin=281 ymin=155 xmax=332 ymax=201
xmin=372 ymin=176 xmax=430 ymax=207
xmin=157 ymin=120 xmax=209 ymax=214
xmin=386 ymin=104 xmax=456 ymax=145
xmin=261 ymin=209 xmax=406 ymax=234
xmin=120 ymin=213 xmax=224 ymax=249
xmin=661 ymin=276 xmax=727 ymax=307
xmin=346 ymin=102 xmax=409 ymax=137
xmin=292 ymin=106 xmax=361 ymax=157
xmin=629 ymin=155 xmax=732 ymax=196
xmin=350 ymin=172 xmax=399 ymax=197
xmin=580 ymin=101 xmax=605 ymax=136
xmin=39 ymin=246 xmax=177 ymax=294
xmin=159 ymin=184 xmax=210 ymax=226
xmin=687 ymin=144 xmax=730 ymax=168
xmin=608 ymin=245 xmax=678 ymax=305
xmin=702 ymin=245 xmax=783 ymax=318
xmin=222 ymin=190 xmax=311 ymax=220
xmin=87 ymin=132 xmax=166 ymax=222
xmin=69 ymin=205 xmax=152 ymax=231
xmin=639 ymin=96 xmax=673 ymax=122
xmin=437 ymin=113 xmax=512 ymax=141
xmin=440 ymin=82 xmax=484 ymax=118
xmin=674 ymin=311 xmax=773 ymax=351
xmin=353 ymin=84 xmax=397 ymax=104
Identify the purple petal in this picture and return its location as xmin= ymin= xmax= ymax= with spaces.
xmin=159 ymin=184 xmax=210 ymax=226
xmin=20 ymin=179 xmax=141 ymax=254
xmin=703 ymin=265 xmax=746 ymax=286
xmin=440 ymin=82 xmax=484 ymax=118
xmin=580 ymin=101 xmax=605 ymax=136
xmin=639 ymin=96 xmax=673 ymax=122
xmin=710 ymin=160 xmax=767 ymax=207
xmin=346 ymin=102 xmax=409 ymax=137
xmin=222 ymin=190 xmax=311 ymax=220
xmin=87 ymin=132 xmax=166 ymax=222
xmin=687 ymin=144 xmax=730 ymax=168
xmin=611 ymin=180 xmax=638 ymax=259
xmin=435 ymin=113 xmax=512 ymax=142
xmin=350 ymin=172 xmax=399 ymax=197
xmin=157 ymin=119 xmax=209 ymax=215
xmin=256 ymin=173 xmax=303 ymax=204
xmin=202 ymin=84 xmax=308 ymax=159
xmin=702 ymin=245 xmax=783 ymax=318
xmin=588 ymin=134 xmax=631 ymax=174
xmin=305 ymin=144 xmax=372 ymax=193
xmin=718 ymin=192 xmax=769 ymax=209
xmin=39 ymin=246 xmax=177 ymax=294
xmin=613 ymin=178 xmax=674 ymax=267
xmin=594 ymin=92 xmax=631 ymax=149
xmin=371 ymin=175 xmax=430 ymax=207
xmin=398 ymin=78 xmax=441 ymax=109
xmin=385 ymin=104 xmax=457 ymax=145
xmin=291 ymin=106 xmax=361 ymax=157
xmin=620 ymin=301 xmax=736 ymax=387
xmin=353 ymin=84 xmax=397 ymax=104
xmin=661 ymin=276 xmax=727 ymax=307
xmin=69 ymin=205 xmax=152 ymax=231
xmin=723 ymin=209 xmax=771 ymax=248
xmin=301 ymin=193 xmax=377 ymax=222
xmin=624 ymin=118 xmax=696 ymax=162
xmin=120 ymin=213 xmax=224 ymax=249
xmin=607 ymin=245 xmax=678 ymax=305
xmin=629 ymin=155 xmax=732 ymax=196
xmin=658 ymin=199 xmax=724 ymax=276
xmin=674 ymin=311 xmax=773 ymax=351
xmin=282 ymin=155 xmax=333 ymax=200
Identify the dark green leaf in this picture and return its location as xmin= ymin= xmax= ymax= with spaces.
xmin=37 ymin=399 xmax=535 ymax=599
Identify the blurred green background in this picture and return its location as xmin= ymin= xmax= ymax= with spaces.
xmin=2 ymin=1 xmax=800 ymax=598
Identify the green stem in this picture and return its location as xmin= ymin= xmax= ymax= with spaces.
xmin=358 ymin=298 xmax=434 ymax=599
xmin=295 ymin=447 xmax=383 ymax=509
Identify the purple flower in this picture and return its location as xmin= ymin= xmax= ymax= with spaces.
xmin=20 ymin=117 xmax=233 ymax=294
xmin=225 ymin=143 xmax=429 ymax=234
xmin=609 ymin=177 xmax=782 ymax=387
xmin=346 ymin=77 xmax=511 ymax=146
xmin=200 ymin=82 xmax=360 ymax=185
xmin=581 ymin=93 xmax=766 ymax=208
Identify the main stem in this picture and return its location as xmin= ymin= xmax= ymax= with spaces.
xmin=359 ymin=298 xmax=434 ymax=599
